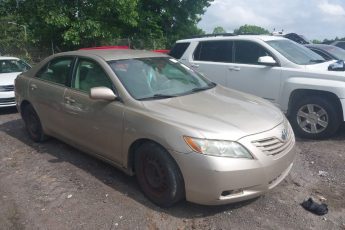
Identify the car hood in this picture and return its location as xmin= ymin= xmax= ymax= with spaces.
xmin=305 ymin=60 xmax=342 ymax=72
xmin=142 ymin=86 xmax=284 ymax=141
xmin=0 ymin=72 xmax=20 ymax=85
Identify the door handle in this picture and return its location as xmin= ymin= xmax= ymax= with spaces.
xmin=65 ymin=96 xmax=76 ymax=104
xmin=191 ymin=63 xmax=199 ymax=68
xmin=30 ymin=84 xmax=37 ymax=90
xmin=228 ymin=66 xmax=241 ymax=71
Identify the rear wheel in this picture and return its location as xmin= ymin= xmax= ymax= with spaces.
xmin=134 ymin=142 xmax=185 ymax=207
xmin=289 ymin=96 xmax=341 ymax=139
xmin=22 ymin=104 xmax=47 ymax=142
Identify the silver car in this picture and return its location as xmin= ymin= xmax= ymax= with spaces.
xmin=15 ymin=49 xmax=296 ymax=207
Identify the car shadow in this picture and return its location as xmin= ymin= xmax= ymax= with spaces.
xmin=0 ymin=118 xmax=257 ymax=218
xmin=0 ymin=107 xmax=18 ymax=115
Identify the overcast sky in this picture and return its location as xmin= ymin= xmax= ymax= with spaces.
xmin=198 ymin=0 xmax=345 ymax=40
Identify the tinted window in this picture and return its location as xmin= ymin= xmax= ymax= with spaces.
xmin=36 ymin=58 xmax=73 ymax=85
xmin=169 ymin=42 xmax=190 ymax=59
xmin=72 ymin=59 xmax=113 ymax=93
xmin=194 ymin=41 xmax=232 ymax=62
xmin=234 ymin=41 xmax=272 ymax=65
xmin=335 ymin=41 xmax=345 ymax=49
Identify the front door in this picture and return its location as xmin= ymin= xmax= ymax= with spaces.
xmin=63 ymin=58 xmax=124 ymax=163
xmin=227 ymin=40 xmax=282 ymax=106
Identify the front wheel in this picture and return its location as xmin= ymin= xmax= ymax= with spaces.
xmin=134 ymin=142 xmax=185 ymax=207
xmin=289 ymin=96 xmax=341 ymax=139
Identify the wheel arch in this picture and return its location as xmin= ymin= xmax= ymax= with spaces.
xmin=287 ymin=89 xmax=343 ymax=121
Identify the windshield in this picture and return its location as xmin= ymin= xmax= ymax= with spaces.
xmin=266 ymin=40 xmax=325 ymax=65
xmin=0 ymin=59 xmax=31 ymax=74
xmin=108 ymin=57 xmax=215 ymax=100
xmin=323 ymin=46 xmax=345 ymax=61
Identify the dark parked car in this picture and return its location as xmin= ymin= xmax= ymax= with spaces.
xmin=306 ymin=44 xmax=345 ymax=61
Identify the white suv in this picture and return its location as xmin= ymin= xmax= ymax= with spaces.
xmin=170 ymin=35 xmax=345 ymax=139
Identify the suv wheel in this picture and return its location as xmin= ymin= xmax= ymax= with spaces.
xmin=290 ymin=96 xmax=340 ymax=139
xmin=134 ymin=142 xmax=185 ymax=207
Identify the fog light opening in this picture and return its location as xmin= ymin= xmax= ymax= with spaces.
xmin=221 ymin=189 xmax=243 ymax=197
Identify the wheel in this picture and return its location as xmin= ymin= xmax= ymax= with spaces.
xmin=134 ymin=142 xmax=185 ymax=207
xmin=22 ymin=104 xmax=47 ymax=142
xmin=289 ymin=96 xmax=341 ymax=139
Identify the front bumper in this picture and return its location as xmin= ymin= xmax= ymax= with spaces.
xmin=170 ymin=122 xmax=297 ymax=205
xmin=0 ymin=91 xmax=16 ymax=108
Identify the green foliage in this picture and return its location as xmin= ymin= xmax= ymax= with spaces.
xmin=311 ymin=39 xmax=321 ymax=44
xmin=213 ymin=26 xmax=226 ymax=34
xmin=234 ymin=24 xmax=270 ymax=35
xmin=0 ymin=0 xmax=211 ymax=51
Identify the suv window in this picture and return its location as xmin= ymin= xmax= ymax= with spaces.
xmin=36 ymin=57 xmax=73 ymax=85
xmin=169 ymin=42 xmax=190 ymax=59
xmin=194 ymin=41 xmax=233 ymax=62
xmin=72 ymin=59 xmax=113 ymax=93
xmin=336 ymin=41 xmax=345 ymax=49
xmin=234 ymin=41 xmax=273 ymax=65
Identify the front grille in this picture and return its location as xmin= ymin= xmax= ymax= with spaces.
xmin=0 ymin=85 xmax=14 ymax=92
xmin=252 ymin=128 xmax=294 ymax=156
xmin=0 ymin=97 xmax=15 ymax=104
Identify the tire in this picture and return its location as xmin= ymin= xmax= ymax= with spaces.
xmin=22 ymin=104 xmax=47 ymax=142
xmin=134 ymin=142 xmax=185 ymax=207
xmin=289 ymin=96 xmax=341 ymax=139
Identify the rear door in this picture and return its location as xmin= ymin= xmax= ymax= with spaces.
xmin=226 ymin=40 xmax=282 ymax=105
xmin=28 ymin=57 xmax=74 ymax=136
xmin=189 ymin=40 xmax=233 ymax=86
xmin=63 ymin=58 xmax=124 ymax=163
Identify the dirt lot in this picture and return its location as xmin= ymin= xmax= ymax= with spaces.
xmin=0 ymin=107 xmax=344 ymax=230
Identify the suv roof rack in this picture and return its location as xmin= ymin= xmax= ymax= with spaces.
xmin=189 ymin=33 xmax=237 ymax=39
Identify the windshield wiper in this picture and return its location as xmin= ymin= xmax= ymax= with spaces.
xmin=191 ymin=82 xmax=216 ymax=93
xmin=138 ymin=94 xmax=177 ymax=101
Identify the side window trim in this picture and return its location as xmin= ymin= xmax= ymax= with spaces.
xmin=71 ymin=57 xmax=117 ymax=95
xmin=35 ymin=56 xmax=75 ymax=86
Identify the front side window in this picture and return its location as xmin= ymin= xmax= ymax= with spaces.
xmin=234 ymin=41 xmax=273 ymax=65
xmin=266 ymin=39 xmax=325 ymax=65
xmin=193 ymin=41 xmax=233 ymax=62
xmin=0 ymin=59 xmax=30 ymax=74
xmin=108 ymin=57 xmax=215 ymax=100
xmin=36 ymin=57 xmax=73 ymax=85
xmin=72 ymin=59 xmax=113 ymax=93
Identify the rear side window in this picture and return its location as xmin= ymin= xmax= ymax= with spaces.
xmin=234 ymin=41 xmax=273 ymax=65
xmin=169 ymin=42 xmax=190 ymax=59
xmin=36 ymin=57 xmax=73 ymax=85
xmin=193 ymin=41 xmax=233 ymax=62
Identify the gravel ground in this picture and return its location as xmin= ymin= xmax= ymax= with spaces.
xmin=0 ymin=107 xmax=344 ymax=230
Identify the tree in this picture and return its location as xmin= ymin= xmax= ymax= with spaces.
xmin=0 ymin=0 xmax=212 ymax=50
xmin=213 ymin=26 xmax=226 ymax=34
xmin=234 ymin=24 xmax=269 ymax=35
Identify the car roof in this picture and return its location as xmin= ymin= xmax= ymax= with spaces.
xmin=176 ymin=35 xmax=286 ymax=43
xmin=54 ymin=49 xmax=168 ymax=61
xmin=0 ymin=56 xmax=20 ymax=60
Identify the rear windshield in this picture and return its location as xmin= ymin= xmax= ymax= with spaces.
xmin=169 ymin=42 xmax=190 ymax=59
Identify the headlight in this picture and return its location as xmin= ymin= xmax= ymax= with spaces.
xmin=183 ymin=136 xmax=253 ymax=159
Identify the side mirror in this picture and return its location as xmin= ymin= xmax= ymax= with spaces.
xmin=258 ymin=56 xmax=277 ymax=66
xmin=90 ymin=87 xmax=117 ymax=101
